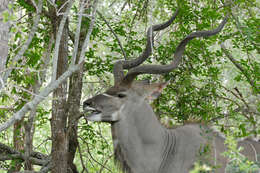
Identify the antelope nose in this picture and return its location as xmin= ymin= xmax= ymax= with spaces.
xmin=83 ymin=100 xmax=93 ymax=108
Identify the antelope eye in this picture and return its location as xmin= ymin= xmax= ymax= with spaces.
xmin=117 ymin=93 xmax=126 ymax=98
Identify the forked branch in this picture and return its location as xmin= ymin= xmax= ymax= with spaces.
xmin=113 ymin=8 xmax=179 ymax=84
xmin=123 ymin=15 xmax=229 ymax=83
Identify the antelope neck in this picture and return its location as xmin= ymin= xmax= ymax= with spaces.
xmin=113 ymin=100 xmax=166 ymax=172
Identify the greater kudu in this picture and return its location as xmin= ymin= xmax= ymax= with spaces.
xmin=83 ymin=9 xmax=260 ymax=173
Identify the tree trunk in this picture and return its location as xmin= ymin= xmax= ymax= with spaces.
xmin=67 ymin=39 xmax=85 ymax=173
xmin=0 ymin=0 xmax=11 ymax=89
xmin=67 ymin=67 xmax=83 ymax=173
xmin=50 ymin=3 xmax=69 ymax=172
xmin=50 ymin=31 xmax=69 ymax=173
xmin=67 ymin=10 xmax=92 ymax=172
xmin=24 ymin=108 xmax=35 ymax=170
xmin=8 ymin=119 xmax=24 ymax=173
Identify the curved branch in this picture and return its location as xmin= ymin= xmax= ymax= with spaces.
xmin=123 ymin=15 xmax=229 ymax=83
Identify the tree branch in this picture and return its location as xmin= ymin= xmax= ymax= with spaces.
xmin=0 ymin=142 xmax=48 ymax=166
xmin=1 ymin=0 xmax=43 ymax=91
xmin=79 ymin=0 xmax=98 ymax=63
xmin=71 ymin=0 xmax=84 ymax=65
xmin=0 ymin=0 xmax=98 ymax=132
xmin=220 ymin=42 xmax=258 ymax=92
xmin=52 ymin=0 xmax=73 ymax=81
xmin=97 ymin=9 xmax=127 ymax=60
xmin=0 ymin=64 xmax=76 ymax=132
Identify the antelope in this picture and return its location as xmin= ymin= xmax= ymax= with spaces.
xmin=83 ymin=8 xmax=260 ymax=173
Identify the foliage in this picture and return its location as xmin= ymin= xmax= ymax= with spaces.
xmin=223 ymin=134 xmax=260 ymax=173
xmin=0 ymin=0 xmax=259 ymax=172
xmin=190 ymin=162 xmax=212 ymax=173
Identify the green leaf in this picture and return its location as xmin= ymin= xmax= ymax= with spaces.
xmin=2 ymin=11 xmax=9 ymax=22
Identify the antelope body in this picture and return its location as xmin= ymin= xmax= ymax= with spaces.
xmin=84 ymin=82 xmax=260 ymax=173
xmin=83 ymin=9 xmax=260 ymax=173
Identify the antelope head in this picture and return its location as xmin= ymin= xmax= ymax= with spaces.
xmin=83 ymin=9 xmax=228 ymax=123
xmin=83 ymin=80 xmax=168 ymax=122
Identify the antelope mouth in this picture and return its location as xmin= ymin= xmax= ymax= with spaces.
xmin=84 ymin=107 xmax=103 ymax=121
xmin=84 ymin=106 xmax=101 ymax=115
xmin=89 ymin=110 xmax=101 ymax=115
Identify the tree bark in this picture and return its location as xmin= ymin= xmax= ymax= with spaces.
xmin=66 ymin=6 xmax=96 ymax=171
xmin=24 ymin=109 xmax=35 ymax=170
xmin=50 ymin=1 xmax=69 ymax=172
xmin=0 ymin=0 xmax=11 ymax=89
xmin=67 ymin=67 xmax=83 ymax=173
xmin=67 ymin=32 xmax=86 ymax=172
xmin=8 ymin=119 xmax=24 ymax=173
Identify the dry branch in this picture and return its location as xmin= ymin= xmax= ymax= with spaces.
xmin=0 ymin=142 xmax=48 ymax=166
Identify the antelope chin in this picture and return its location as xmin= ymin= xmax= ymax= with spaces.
xmin=83 ymin=106 xmax=122 ymax=122
xmin=86 ymin=112 xmax=103 ymax=122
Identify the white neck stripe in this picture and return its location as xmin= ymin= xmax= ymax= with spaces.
xmin=102 ymin=93 xmax=115 ymax=98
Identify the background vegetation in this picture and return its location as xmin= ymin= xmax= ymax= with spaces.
xmin=0 ymin=0 xmax=259 ymax=172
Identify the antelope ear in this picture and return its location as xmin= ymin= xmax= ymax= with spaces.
xmin=147 ymin=81 xmax=169 ymax=101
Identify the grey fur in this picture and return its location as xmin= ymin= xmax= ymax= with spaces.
xmin=83 ymin=83 xmax=260 ymax=173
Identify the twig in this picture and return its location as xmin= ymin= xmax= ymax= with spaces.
xmin=72 ymin=0 xmax=84 ymax=65
xmin=99 ymin=153 xmax=113 ymax=173
xmin=220 ymin=85 xmax=241 ymax=100
xmin=31 ymin=0 xmax=38 ymax=12
xmin=11 ymin=84 xmax=47 ymax=99
xmin=78 ymin=141 xmax=89 ymax=173
xmin=97 ymin=10 xmax=127 ymax=60
xmin=56 ymin=0 xmax=71 ymax=16
xmin=233 ymin=87 xmax=250 ymax=110
xmin=1 ymin=0 xmax=43 ymax=90
xmin=39 ymin=162 xmax=53 ymax=173
xmin=221 ymin=42 xmax=257 ymax=92
xmin=97 ymin=124 xmax=110 ymax=147
xmin=216 ymin=95 xmax=241 ymax=108
xmin=34 ymin=137 xmax=51 ymax=154
xmin=109 ymin=0 xmax=117 ymax=8
xmin=79 ymin=0 xmax=98 ymax=63
xmin=210 ymin=107 xmax=240 ymax=122
xmin=0 ymin=106 xmax=14 ymax=110
xmin=85 ymin=140 xmax=113 ymax=173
